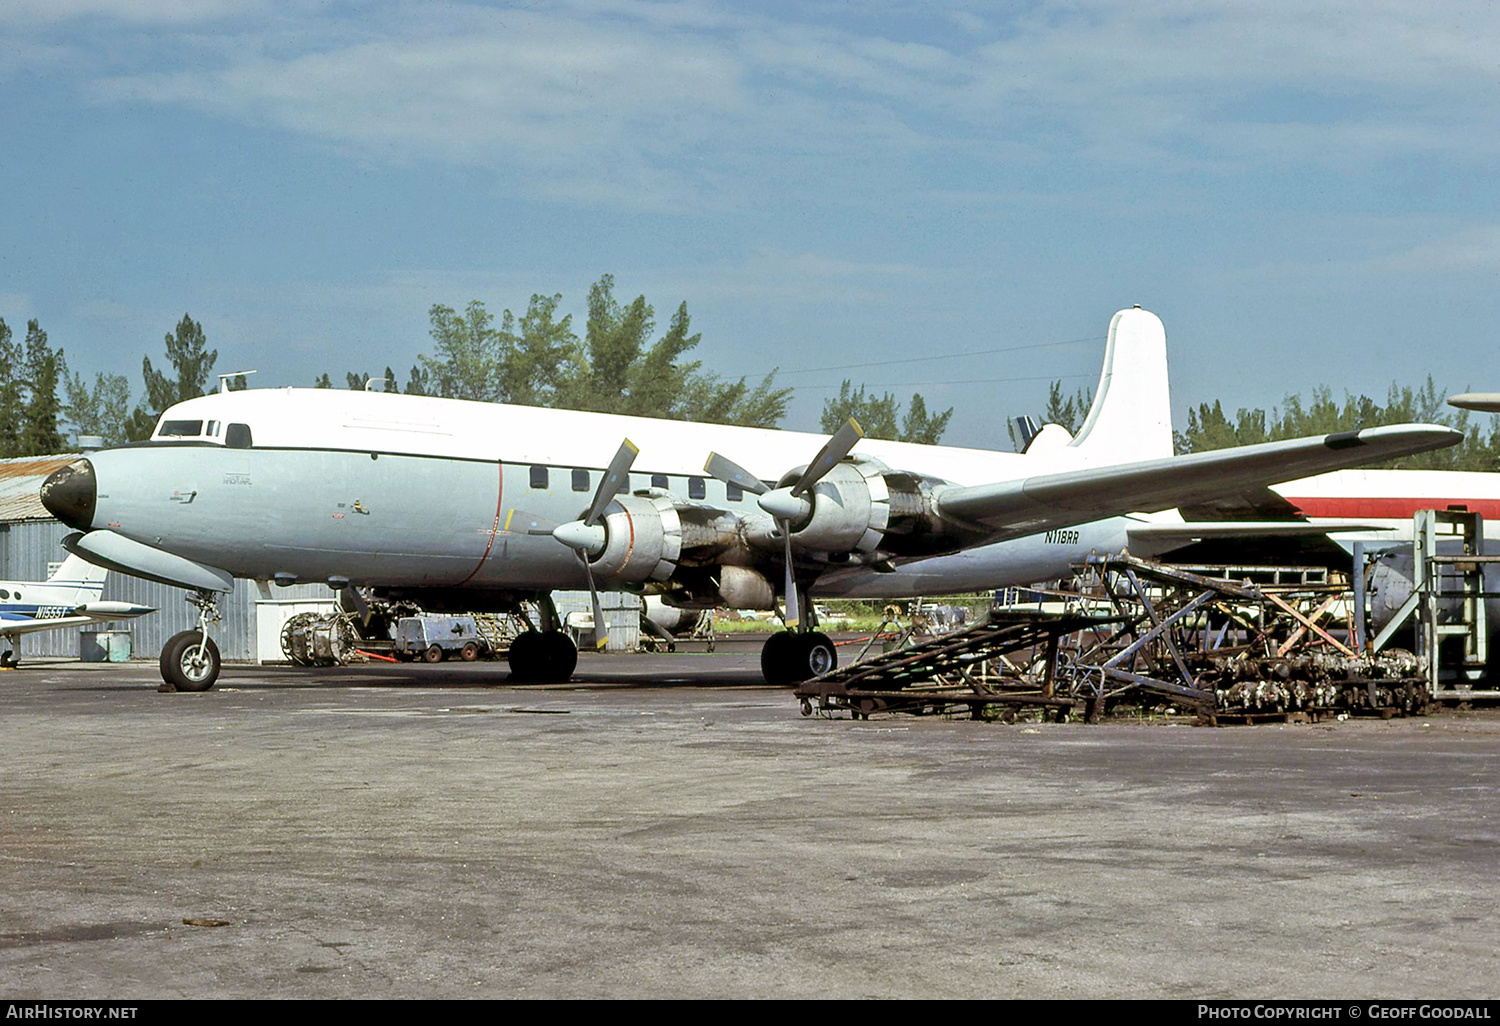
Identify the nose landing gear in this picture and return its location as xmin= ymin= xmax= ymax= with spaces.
xmin=159 ymin=590 xmax=222 ymax=692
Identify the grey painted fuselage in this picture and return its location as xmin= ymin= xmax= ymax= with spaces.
xmin=83 ymin=440 xmax=1119 ymax=599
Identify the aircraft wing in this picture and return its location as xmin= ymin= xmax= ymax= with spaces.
xmin=933 ymin=424 xmax=1461 ymax=542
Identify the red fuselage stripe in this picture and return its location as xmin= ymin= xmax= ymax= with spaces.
xmin=457 ymin=461 xmax=505 ymax=586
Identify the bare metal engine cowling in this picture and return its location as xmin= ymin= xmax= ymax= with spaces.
xmin=749 ymin=457 xmax=950 ymax=559
xmin=584 ymin=493 xmax=752 ymax=584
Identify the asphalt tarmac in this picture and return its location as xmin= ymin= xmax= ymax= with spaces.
xmin=1 ymin=654 xmax=1497 ymax=1000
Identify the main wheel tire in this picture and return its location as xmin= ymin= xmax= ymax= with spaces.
xmin=541 ymin=631 xmax=578 ymax=682
xmin=507 ymin=631 xmax=545 ymax=682
xmin=460 ymin=641 xmax=481 ymax=662
xmin=160 ymin=630 xmax=221 ymax=692
xmin=423 ymin=644 xmax=444 ymax=663
xmin=760 ymin=631 xmax=804 ymax=686
xmin=801 ymin=632 xmax=838 ymax=678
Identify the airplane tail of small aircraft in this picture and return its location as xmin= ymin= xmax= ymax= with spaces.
xmin=45 ymin=552 xmax=107 ymax=604
xmin=1068 ymin=305 xmax=1174 ymax=464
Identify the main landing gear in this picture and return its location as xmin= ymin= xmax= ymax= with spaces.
xmin=506 ymin=593 xmax=578 ymax=684
xmin=506 ymin=630 xmax=578 ymax=683
xmin=761 ymin=630 xmax=838 ymax=686
xmin=159 ymin=590 xmax=223 ymax=692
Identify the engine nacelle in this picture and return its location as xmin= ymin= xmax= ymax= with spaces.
xmin=584 ymin=493 xmax=752 ymax=584
xmin=755 ymin=456 xmax=950 ymax=560
xmin=585 ymin=493 xmax=682 ymax=583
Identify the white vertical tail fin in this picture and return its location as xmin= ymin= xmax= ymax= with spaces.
xmin=1068 ymin=306 xmax=1174 ymax=464
xmin=46 ymin=552 xmax=108 ymax=604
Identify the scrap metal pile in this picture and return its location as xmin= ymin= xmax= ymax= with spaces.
xmin=797 ymin=554 xmax=1429 ymax=723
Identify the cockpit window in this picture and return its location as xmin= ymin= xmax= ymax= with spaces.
xmin=225 ymin=423 xmax=253 ymax=449
xmin=158 ymin=420 xmax=204 ymax=437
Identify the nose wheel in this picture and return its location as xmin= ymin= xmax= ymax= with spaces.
xmin=159 ymin=590 xmax=223 ymax=692
xmin=160 ymin=630 xmax=221 ymax=691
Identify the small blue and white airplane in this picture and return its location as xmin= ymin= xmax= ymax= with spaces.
xmin=0 ymin=554 xmax=155 ymax=668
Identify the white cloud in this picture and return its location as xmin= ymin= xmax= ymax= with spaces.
xmin=0 ymin=294 xmax=35 ymax=323
xmin=0 ymin=0 xmax=273 ymax=26
xmin=27 ymin=1 xmax=1500 ymax=206
xmin=1380 ymin=225 xmax=1500 ymax=276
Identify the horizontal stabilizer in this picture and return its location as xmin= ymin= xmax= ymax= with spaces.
xmin=934 ymin=424 xmax=1462 ymax=542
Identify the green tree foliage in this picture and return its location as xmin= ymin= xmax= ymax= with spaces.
xmin=498 ymin=293 xmax=579 ymax=408
xmin=0 ymin=319 xmax=23 ymax=456
xmin=395 ymin=276 xmax=789 ymax=426
xmin=127 ymin=314 xmax=217 ymax=441
xmin=63 ymin=371 xmax=131 ymax=447
xmin=420 ymin=301 xmax=502 ymax=402
xmin=821 ymin=380 xmax=954 ymax=444
xmin=1174 ymin=378 xmax=1500 ymax=470
xmin=900 ymin=394 xmax=954 ymax=446
xmin=1043 ymin=381 xmax=1094 ymax=434
xmin=20 ymin=320 xmax=66 ymax=454
xmin=0 ymin=317 xmax=71 ymax=456
xmin=821 ymin=381 xmax=898 ymax=439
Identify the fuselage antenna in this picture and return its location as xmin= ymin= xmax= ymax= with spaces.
xmin=218 ymin=370 xmax=257 ymax=392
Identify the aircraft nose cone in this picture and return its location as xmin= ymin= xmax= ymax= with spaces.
xmin=40 ymin=458 xmax=97 ymax=530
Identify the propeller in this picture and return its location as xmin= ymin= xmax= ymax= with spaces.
xmin=500 ymin=509 xmax=560 ymax=536
xmin=703 ymin=418 xmax=863 ymax=630
xmin=550 ymin=439 xmax=640 ymax=650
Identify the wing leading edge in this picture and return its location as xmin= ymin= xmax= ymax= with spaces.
xmin=933 ymin=424 xmax=1462 ymax=542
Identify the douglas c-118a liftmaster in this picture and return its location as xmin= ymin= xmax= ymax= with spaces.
xmin=39 ymin=307 xmax=1459 ymax=690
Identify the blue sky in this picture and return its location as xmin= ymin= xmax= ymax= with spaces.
xmin=3 ymin=0 xmax=1497 ymax=449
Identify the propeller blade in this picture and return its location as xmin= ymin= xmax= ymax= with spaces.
xmin=782 ymin=522 xmax=800 ymax=630
xmin=501 ymin=509 xmax=560 ymax=536
xmin=584 ymin=439 xmax=640 ymax=526
xmin=791 ymin=417 xmax=863 ymax=497
xmin=580 ymin=554 xmax=609 ymax=650
xmin=703 ymin=452 xmax=769 ymax=496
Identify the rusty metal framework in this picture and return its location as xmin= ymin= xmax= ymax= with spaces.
xmin=796 ymin=553 xmax=1431 ymax=724
xmin=793 ymin=609 xmax=1123 ymax=721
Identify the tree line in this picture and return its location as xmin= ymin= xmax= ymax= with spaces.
xmin=1040 ymin=378 xmax=1500 ymax=471
xmin=0 ymin=313 xmax=220 ymax=453
xmin=6 ymin=280 xmax=1496 ymax=468
xmin=314 ymin=274 xmax=954 ymax=442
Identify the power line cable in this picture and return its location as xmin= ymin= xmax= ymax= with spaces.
xmin=760 ymin=334 xmax=1103 ymax=378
